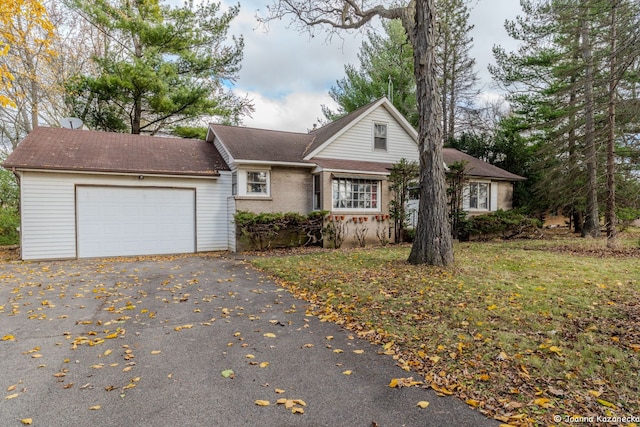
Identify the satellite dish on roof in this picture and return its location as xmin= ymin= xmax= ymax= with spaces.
xmin=59 ymin=117 xmax=83 ymax=130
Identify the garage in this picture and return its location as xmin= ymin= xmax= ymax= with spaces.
xmin=76 ymin=186 xmax=196 ymax=258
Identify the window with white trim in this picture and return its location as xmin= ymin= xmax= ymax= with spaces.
xmin=373 ymin=123 xmax=387 ymax=150
xmin=247 ymin=171 xmax=268 ymax=195
xmin=464 ymin=182 xmax=489 ymax=210
xmin=332 ymin=177 xmax=379 ymax=210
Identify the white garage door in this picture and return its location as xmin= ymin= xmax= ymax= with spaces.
xmin=76 ymin=186 xmax=196 ymax=258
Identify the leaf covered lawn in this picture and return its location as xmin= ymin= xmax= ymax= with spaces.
xmin=251 ymin=237 xmax=640 ymax=426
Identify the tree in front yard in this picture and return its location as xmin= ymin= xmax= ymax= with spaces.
xmin=65 ymin=0 xmax=252 ymax=135
xmin=260 ymin=0 xmax=455 ymax=266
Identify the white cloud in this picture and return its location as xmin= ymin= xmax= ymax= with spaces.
xmin=222 ymin=0 xmax=524 ymax=131
xmin=237 ymin=90 xmax=339 ymax=133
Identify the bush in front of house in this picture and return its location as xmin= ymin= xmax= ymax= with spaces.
xmin=0 ymin=208 xmax=20 ymax=246
xmin=234 ymin=210 xmax=327 ymax=251
xmin=458 ymin=209 xmax=542 ymax=241
xmin=0 ymin=165 xmax=20 ymax=246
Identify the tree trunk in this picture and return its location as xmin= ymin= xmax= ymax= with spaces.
xmin=407 ymin=0 xmax=454 ymax=266
xmin=605 ymin=1 xmax=618 ymax=249
xmin=132 ymin=97 xmax=142 ymax=134
xmin=580 ymin=3 xmax=600 ymax=238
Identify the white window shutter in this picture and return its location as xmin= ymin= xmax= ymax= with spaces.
xmin=490 ymin=182 xmax=499 ymax=211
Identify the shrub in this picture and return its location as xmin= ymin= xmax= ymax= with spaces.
xmin=0 ymin=208 xmax=20 ymax=246
xmin=459 ymin=210 xmax=542 ymax=241
xmin=234 ymin=210 xmax=327 ymax=251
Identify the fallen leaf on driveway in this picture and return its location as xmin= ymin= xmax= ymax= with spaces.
xmin=221 ymin=369 xmax=234 ymax=378
xmin=89 ymin=405 xmax=101 ymax=410
xmin=430 ymin=383 xmax=453 ymax=395
xmin=151 ymin=350 xmax=161 ymax=355
xmin=263 ymin=333 xmax=276 ymax=338
xmin=388 ymin=377 xmax=423 ymax=388
xmin=255 ymin=400 xmax=270 ymax=406
xmin=20 ymin=418 xmax=33 ymax=425
xmin=417 ymin=401 xmax=430 ymax=408
xmin=5 ymin=393 xmax=20 ymax=399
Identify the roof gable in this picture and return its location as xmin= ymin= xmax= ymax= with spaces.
xmin=3 ymin=127 xmax=229 ymax=176
xmin=303 ymin=97 xmax=417 ymax=160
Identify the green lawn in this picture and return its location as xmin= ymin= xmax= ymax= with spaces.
xmin=251 ymin=234 xmax=640 ymax=426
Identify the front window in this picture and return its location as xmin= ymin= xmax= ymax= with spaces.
xmin=374 ymin=123 xmax=387 ymax=150
xmin=247 ymin=171 xmax=268 ymax=195
xmin=467 ymin=182 xmax=489 ymax=210
xmin=332 ymin=178 xmax=379 ymax=210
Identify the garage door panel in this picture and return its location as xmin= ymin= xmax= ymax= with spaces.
xmin=77 ymin=186 xmax=195 ymax=258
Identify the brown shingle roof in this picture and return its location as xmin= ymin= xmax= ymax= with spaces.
xmin=206 ymin=104 xmax=524 ymax=183
xmin=3 ymin=127 xmax=229 ymax=176
xmin=209 ymin=99 xmax=382 ymax=164
xmin=443 ymin=148 xmax=525 ymax=181
xmin=209 ymin=124 xmax=313 ymax=164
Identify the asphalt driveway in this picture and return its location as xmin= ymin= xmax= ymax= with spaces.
xmin=0 ymin=253 xmax=498 ymax=427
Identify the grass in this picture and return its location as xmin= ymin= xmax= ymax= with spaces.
xmin=251 ymin=233 xmax=640 ymax=426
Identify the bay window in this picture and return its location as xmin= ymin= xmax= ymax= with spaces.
xmin=332 ymin=177 xmax=379 ymax=210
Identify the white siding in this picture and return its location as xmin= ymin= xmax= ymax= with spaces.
xmin=198 ymin=171 xmax=232 ymax=252
xmin=314 ymin=106 xmax=418 ymax=163
xmin=20 ymin=173 xmax=77 ymax=260
xmin=227 ymin=197 xmax=236 ymax=252
xmin=214 ymin=137 xmax=233 ymax=167
xmin=18 ymin=171 xmax=230 ymax=260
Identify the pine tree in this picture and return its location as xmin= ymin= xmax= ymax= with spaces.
xmin=491 ymin=0 xmax=640 ymax=236
xmin=66 ymin=0 xmax=251 ymax=134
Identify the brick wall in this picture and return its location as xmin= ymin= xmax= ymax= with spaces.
xmin=235 ymin=166 xmax=311 ymax=214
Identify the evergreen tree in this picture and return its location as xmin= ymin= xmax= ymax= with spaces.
xmin=323 ymin=0 xmax=478 ymax=138
xmin=490 ymin=0 xmax=640 ymax=237
xmin=435 ymin=0 xmax=478 ymax=143
xmin=322 ymin=20 xmax=417 ymax=126
xmin=65 ymin=0 xmax=252 ymax=134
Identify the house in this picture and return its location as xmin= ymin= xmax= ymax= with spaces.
xmin=3 ymin=98 xmax=524 ymax=260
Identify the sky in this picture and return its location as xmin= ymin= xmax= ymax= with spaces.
xmin=219 ymin=0 xmax=524 ymax=132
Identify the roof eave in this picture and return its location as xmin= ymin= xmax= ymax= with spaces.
xmin=233 ymin=159 xmax=316 ymax=168
xmin=8 ymin=166 xmax=222 ymax=178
